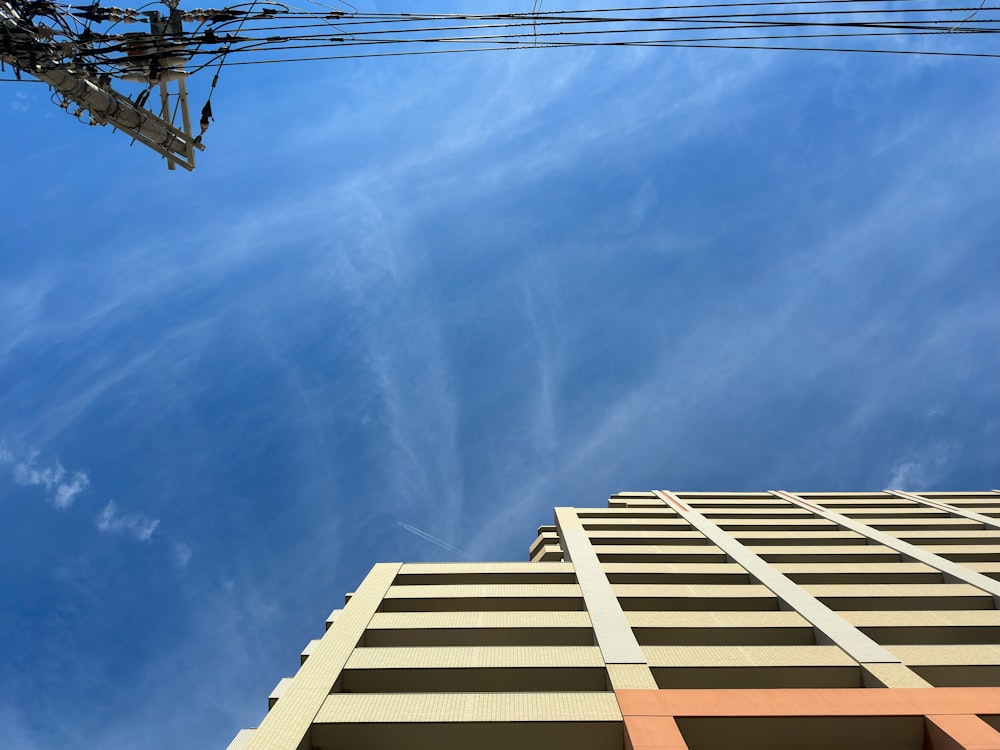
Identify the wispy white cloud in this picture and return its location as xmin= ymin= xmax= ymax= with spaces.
xmin=886 ymin=443 xmax=956 ymax=490
xmin=171 ymin=541 xmax=193 ymax=569
xmin=887 ymin=462 xmax=923 ymax=490
xmin=9 ymin=91 xmax=31 ymax=112
xmin=0 ymin=443 xmax=89 ymax=508
xmin=96 ymin=500 xmax=160 ymax=542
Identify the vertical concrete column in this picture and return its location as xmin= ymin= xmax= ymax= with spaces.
xmin=886 ymin=489 xmax=1000 ymax=532
xmin=652 ymin=490 xmax=928 ymax=689
xmin=773 ymin=490 xmax=1000 ymax=608
xmin=244 ymin=563 xmax=401 ymax=750
xmin=554 ymin=507 xmax=657 ymax=690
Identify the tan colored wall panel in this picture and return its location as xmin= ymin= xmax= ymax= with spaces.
xmin=643 ymin=645 xmax=857 ymax=668
xmin=715 ymin=518 xmax=837 ymax=528
xmin=730 ymin=531 xmax=867 ymax=545
xmin=967 ymin=562 xmax=1000 ymax=577
xmin=400 ymin=562 xmax=574 ymax=575
xmin=885 ymin=530 xmax=1000 ymax=543
xmin=845 ymin=611 xmax=1000 ymax=627
xmin=367 ymin=611 xmax=592 ymax=630
xmin=601 ymin=562 xmax=746 ymax=578
xmin=398 ymin=563 xmax=575 ymax=584
xmin=888 ymin=645 xmax=1000 ymax=666
xmin=613 ymin=583 xmax=775 ymax=598
xmin=773 ymin=562 xmax=942 ymax=584
xmin=363 ymin=619 xmax=594 ymax=647
xmin=383 ymin=583 xmax=584 ymax=611
xmin=680 ymin=496 xmax=788 ymax=504
xmin=345 ymin=646 xmax=605 ymax=670
xmin=606 ymin=664 xmax=658 ymax=689
xmin=861 ymin=663 xmax=932 ymax=688
xmin=916 ymin=545 xmax=1000 ymax=559
xmin=581 ymin=518 xmax=690 ymax=529
xmin=836 ymin=508 xmax=946 ymax=517
xmin=386 ymin=584 xmax=582 ymax=599
xmin=749 ymin=545 xmax=901 ymax=561
xmin=627 ymin=611 xmax=811 ymax=628
xmin=586 ymin=530 xmax=705 ymax=544
xmin=773 ymin=562 xmax=938 ymax=574
xmin=593 ymin=545 xmax=727 ymax=561
xmin=315 ymin=692 xmax=623 ymax=723
xmin=578 ymin=508 xmax=677 ymax=517
xmin=808 ymin=588 xmax=992 ymax=611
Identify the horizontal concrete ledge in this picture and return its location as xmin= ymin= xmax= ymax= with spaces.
xmin=615 ymin=687 xmax=1000 ymax=717
xmin=367 ymin=611 xmax=593 ymax=630
xmin=345 ymin=645 xmax=605 ymax=670
xmin=316 ymin=692 xmax=623 ymax=723
xmin=845 ymin=610 xmax=1000 ymax=627
xmin=642 ymin=645 xmax=856 ymax=668
xmin=385 ymin=584 xmax=582 ymax=598
xmin=887 ymin=644 xmax=1000 ymax=666
xmin=399 ymin=562 xmax=575 ymax=574
xmin=628 ymin=611 xmax=810 ymax=628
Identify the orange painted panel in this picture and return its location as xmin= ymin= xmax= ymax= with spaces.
xmin=624 ymin=715 xmax=689 ymax=750
xmin=616 ymin=688 xmax=1000 ymax=719
xmin=925 ymin=715 xmax=1000 ymax=750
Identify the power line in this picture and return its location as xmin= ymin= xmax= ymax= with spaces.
xmin=4 ymin=0 xmax=996 ymax=169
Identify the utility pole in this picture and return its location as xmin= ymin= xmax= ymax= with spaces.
xmin=1 ymin=0 xmax=202 ymax=170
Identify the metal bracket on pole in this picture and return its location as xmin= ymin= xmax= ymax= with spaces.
xmin=1 ymin=0 xmax=203 ymax=170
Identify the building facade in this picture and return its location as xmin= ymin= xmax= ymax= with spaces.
xmin=228 ymin=490 xmax=1000 ymax=750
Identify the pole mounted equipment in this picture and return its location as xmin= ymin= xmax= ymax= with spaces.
xmin=2 ymin=0 xmax=998 ymax=170
xmin=1 ymin=0 xmax=202 ymax=168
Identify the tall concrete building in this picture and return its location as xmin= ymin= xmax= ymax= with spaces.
xmin=228 ymin=490 xmax=1000 ymax=750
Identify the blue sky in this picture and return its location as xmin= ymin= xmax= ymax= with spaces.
xmin=0 ymin=18 xmax=998 ymax=750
